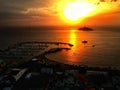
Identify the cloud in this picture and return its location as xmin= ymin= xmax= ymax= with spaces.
xmin=99 ymin=0 xmax=118 ymax=2
xmin=0 ymin=0 xmax=52 ymax=14
xmin=0 ymin=0 xmax=120 ymax=26
xmin=111 ymin=0 xmax=118 ymax=2
xmin=0 ymin=0 xmax=56 ymax=23
xmin=99 ymin=0 xmax=105 ymax=2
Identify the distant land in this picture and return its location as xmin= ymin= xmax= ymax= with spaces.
xmin=0 ymin=25 xmax=120 ymax=32
xmin=78 ymin=26 xmax=93 ymax=31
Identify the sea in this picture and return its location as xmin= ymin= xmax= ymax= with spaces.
xmin=0 ymin=26 xmax=120 ymax=68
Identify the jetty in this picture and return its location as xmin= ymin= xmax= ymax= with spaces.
xmin=0 ymin=42 xmax=73 ymax=61
xmin=1 ymin=41 xmax=120 ymax=90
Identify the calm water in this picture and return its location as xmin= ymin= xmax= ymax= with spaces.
xmin=0 ymin=27 xmax=120 ymax=68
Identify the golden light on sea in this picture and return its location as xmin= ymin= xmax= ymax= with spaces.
xmin=67 ymin=29 xmax=85 ymax=64
xmin=66 ymin=29 xmax=77 ymax=63
xmin=69 ymin=29 xmax=77 ymax=46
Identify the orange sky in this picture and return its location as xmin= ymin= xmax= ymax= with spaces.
xmin=0 ymin=0 xmax=120 ymax=27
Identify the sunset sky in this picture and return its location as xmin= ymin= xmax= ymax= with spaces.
xmin=0 ymin=0 xmax=120 ymax=27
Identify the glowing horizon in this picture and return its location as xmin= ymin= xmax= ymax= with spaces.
xmin=0 ymin=0 xmax=120 ymax=26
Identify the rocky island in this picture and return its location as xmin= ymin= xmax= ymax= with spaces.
xmin=78 ymin=26 xmax=93 ymax=31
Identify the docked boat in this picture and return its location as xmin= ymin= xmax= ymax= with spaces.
xmin=82 ymin=40 xmax=88 ymax=44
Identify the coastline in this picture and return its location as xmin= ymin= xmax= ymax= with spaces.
xmin=0 ymin=41 xmax=120 ymax=71
xmin=0 ymin=41 xmax=120 ymax=90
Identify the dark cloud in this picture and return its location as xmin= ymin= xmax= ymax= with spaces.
xmin=0 ymin=0 xmax=51 ymax=13
xmin=99 ymin=0 xmax=118 ymax=2
xmin=111 ymin=0 xmax=117 ymax=2
xmin=0 ymin=12 xmax=31 ymax=20
xmin=99 ymin=0 xmax=105 ymax=2
xmin=0 ymin=0 xmax=50 ymax=7
xmin=0 ymin=0 xmax=56 ymax=26
xmin=96 ymin=0 xmax=119 ymax=6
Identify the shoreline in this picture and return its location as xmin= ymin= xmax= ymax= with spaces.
xmin=0 ymin=41 xmax=120 ymax=71
xmin=1 ymin=41 xmax=120 ymax=90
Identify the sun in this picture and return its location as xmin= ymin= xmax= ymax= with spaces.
xmin=63 ymin=2 xmax=95 ymax=21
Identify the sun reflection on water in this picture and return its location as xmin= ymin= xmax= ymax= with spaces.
xmin=69 ymin=29 xmax=77 ymax=46
xmin=67 ymin=29 xmax=88 ymax=64
xmin=67 ymin=29 xmax=79 ymax=63
xmin=46 ymin=29 xmax=93 ymax=65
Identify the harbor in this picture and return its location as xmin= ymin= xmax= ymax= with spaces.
xmin=0 ymin=41 xmax=120 ymax=90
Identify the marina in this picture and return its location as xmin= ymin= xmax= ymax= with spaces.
xmin=0 ymin=42 xmax=73 ymax=61
xmin=0 ymin=41 xmax=120 ymax=90
xmin=0 ymin=0 xmax=120 ymax=89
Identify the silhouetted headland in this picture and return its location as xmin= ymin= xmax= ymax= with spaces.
xmin=78 ymin=26 xmax=93 ymax=31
